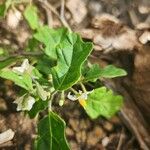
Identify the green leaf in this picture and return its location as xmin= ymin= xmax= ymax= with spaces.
xmin=0 ymin=4 xmax=5 ymax=17
xmin=24 ymin=5 xmax=39 ymax=30
xmin=84 ymin=64 xmax=127 ymax=82
xmin=85 ymin=87 xmax=123 ymax=119
xmin=0 ymin=70 xmax=33 ymax=91
xmin=34 ymin=27 xmax=69 ymax=59
xmin=26 ymin=37 xmax=39 ymax=51
xmin=32 ymin=68 xmax=43 ymax=79
xmin=51 ymin=35 xmax=92 ymax=90
xmin=51 ymin=34 xmax=92 ymax=90
xmin=23 ymin=73 xmax=33 ymax=91
xmin=0 ymin=48 xmax=4 ymax=55
xmin=83 ymin=64 xmax=101 ymax=82
xmin=34 ymin=26 xmax=93 ymax=90
xmin=0 ymin=58 xmax=16 ymax=69
xmin=99 ymin=65 xmax=127 ymax=78
xmin=35 ymin=112 xmax=70 ymax=150
xmin=35 ymin=81 xmax=49 ymax=101
xmin=36 ymin=55 xmax=56 ymax=75
xmin=28 ymin=99 xmax=48 ymax=118
xmin=0 ymin=0 xmax=11 ymax=17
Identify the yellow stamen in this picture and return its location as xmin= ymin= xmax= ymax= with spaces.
xmin=78 ymin=99 xmax=87 ymax=108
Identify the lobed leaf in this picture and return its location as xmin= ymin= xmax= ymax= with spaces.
xmin=34 ymin=26 xmax=93 ymax=90
xmin=51 ymin=34 xmax=93 ymax=90
xmin=99 ymin=65 xmax=127 ymax=78
xmin=84 ymin=64 xmax=127 ymax=82
xmin=0 ymin=70 xmax=33 ymax=91
xmin=34 ymin=27 xmax=69 ymax=59
xmin=85 ymin=87 xmax=123 ymax=119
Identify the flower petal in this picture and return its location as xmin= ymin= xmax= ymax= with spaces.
xmin=79 ymin=93 xmax=88 ymax=100
xmin=14 ymin=94 xmax=35 ymax=111
xmin=12 ymin=59 xmax=30 ymax=74
xmin=67 ymin=92 xmax=78 ymax=101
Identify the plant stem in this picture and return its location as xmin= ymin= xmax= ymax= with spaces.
xmin=59 ymin=91 xmax=65 ymax=106
xmin=48 ymin=100 xmax=52 ymax=111
xmin=38 ymin=0 xmax=71 ymax=31
xmin=48 ymin=91 xmax=57 ymax=111
xmin=70 ymin=87 xmax=78 ymax=95
xmin=61 ymin=90 xmax=65 ymax=100
xmin=0 ymin=51 xmax=43 ymax=62
xmin=80 ymin=83 xmax=87 ymax=93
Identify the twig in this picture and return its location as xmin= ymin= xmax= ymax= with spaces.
xmin=124 ymin=137 xmax=135 ymax=149
xmin=60 ymin=0 xmax=65 ymax=20
xmin=39 ymin=0 xmax=53 ymax=27
xmin=0 ymin=129 xmax=15 ymax=145
xmin=44 ymin=5 xmax=53 ymax=27
xmin=60 ymin=0 xmax=71 ymax=31
xmin=0 ymin=141 xmax=13 ymax=148
xmin=120 ymin=108 xmax=150 ymax=150
xmin=125 ymin=0 xmax=139 ymax=26
xmin=38 ymin=0 xmax=71 ymax=31
xmin=116 ymin=128 xmax=125 ymax=150
xmin=0 ymin=51 xmax=43 ymax=62
xmin=128 ymin=9 xmax=140 ymax=26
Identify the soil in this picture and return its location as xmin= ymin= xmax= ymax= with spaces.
xmin=0 ymin=80 xmax=139 ymax=150
xmin=0 ymin=0 xmax=150 ymax=149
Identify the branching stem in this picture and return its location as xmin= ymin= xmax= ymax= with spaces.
xmin=70 ymin=87 xmax=78 ymax=95
xmin=0 ymin=51 xmax=43 ymax=62
xmin=80 ymin=83 xmax=87 ymax=93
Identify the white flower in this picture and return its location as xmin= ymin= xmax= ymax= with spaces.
xmin=67 ymin=90 xmax=89 ymax=101
xmin=12 ymin=59 xmax=32 ymax=74
xmin=14 ymin=94 xmax=35 ymax=111
xmin=36 ymin=81 xmax=50 ymax=101
xmin=67 ymin=90 xmax=93 ymax=108
xmin=67 ymin=92 xmax=78 ymax=101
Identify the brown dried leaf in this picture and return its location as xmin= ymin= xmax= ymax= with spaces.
xmin=136 ymin=23 xmax=150 ymax=44
xmin=66 ymin=0 xmax=87 ymax=24
xmin=78 ymin=14 xmax=139 ymax=52
xmin=139 ymin=31 xmax=150 ymax=44
xmin=6 ymin=9 xmax=22 ymax=29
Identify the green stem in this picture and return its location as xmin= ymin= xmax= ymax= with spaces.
xmin=61 ymin=90 xmax=65 ymax=100
xmin=80 ymin=83 xmax=87 ymax=93
xmin=59 ymin=91 xmax=65 ymax=106
xmin=70 ymin=87 xmax=78 ymax=95
xmin=0 ymin=51 xmax=43 ymax=62
xmin=48 ymin=91 xmax=57 ymax=111
xmin=48 ymin=100 xmax=52 ymax=111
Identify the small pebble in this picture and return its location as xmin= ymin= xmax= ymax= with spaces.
xmin=69 ymin=140 xmax=80 ymax=150
xmin=7 ymin=9 xmax=22 ymax=29
xmin=0 ymin=98 xmax=7 ymax=111
xmin=103 ymin=121 xmax=113 ymax=132
xmin=66 ymin=127 xmax=74 ymax=137
xmin=110 ymin=116 xmax=121 ymax=124
xmin=102 ymin=136 xmax=110 ymax=147
xmin=69 ymin=118 xmax=79 ymax=132
xmin=93 ymin=126 xmax=105 ymax=138
xmin=76 ymin=130 xmax=86 ymax=143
